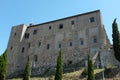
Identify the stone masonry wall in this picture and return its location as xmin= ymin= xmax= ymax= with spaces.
xmin=7 ymin=10 xmax=119 ymax=77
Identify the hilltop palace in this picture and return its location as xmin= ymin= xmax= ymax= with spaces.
xmin=7 ymin=10 xmax=119 ymax=77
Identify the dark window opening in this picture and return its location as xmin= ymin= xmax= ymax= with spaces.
xmin=10 ymin=46 xmax=13 ymax=50
xmin=70 ymin=42 xmax=72 ymax=47
xmin=25 ymin=33 xmax=29 ymax=39
xmin=68 ymin=60 xmax=72 ymax=65
xmin=80 ymin=40 xmax=84 ymax=45
xmin=49 ymin=26 xmax=52 ymax=30
xmin=34 ymin=55 xmax=38 ymax=62
xmin=21 ymin=47 xmax=25 ymax=53
xmin=59 ymin=44 xmax=61 ymax=48
xmin=90 ymin=17 xmax=95 ymax=23
xmin=71 ymin=21 xmax=74 ymax=25
xmin=38 ymin=42 xmax=41 ymax=47
xmin=14 ymin=33 xmax=16 ymax=36
xmin=93 ymin=37 xmax=97 ymax=43
xmin=59 ymin=24 xmax=63 ymax=29
xmin=33 ymin=30 xmax=37 ymax=34
xmin=47 ymin=44 xmax=50 ymax=50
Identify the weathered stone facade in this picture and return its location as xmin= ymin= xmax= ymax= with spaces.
xmin=7 ymin=10 xmax=119 ymax=77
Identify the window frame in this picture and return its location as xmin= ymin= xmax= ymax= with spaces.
xmin=89 ymin=17 xmax=95 ymax=23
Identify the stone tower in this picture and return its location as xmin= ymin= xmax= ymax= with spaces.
xmin=7 ymin=10 xmax=119 ymax=77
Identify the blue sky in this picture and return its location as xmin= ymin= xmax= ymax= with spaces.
xmin=0 ymin=0 xmax=120 ymax=54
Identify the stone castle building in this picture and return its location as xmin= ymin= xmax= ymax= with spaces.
xmin=7 ymin=10 xmax=119 ymax=77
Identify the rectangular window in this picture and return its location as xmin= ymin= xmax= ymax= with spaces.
xmin=14 ymin=33 xmax=16 ymax=36
xmin=71 ymin=20 xmax=74 ymax=25
xmin=21 ymin=47 xmax=25 ymax=53
xmin=93 ymin=36 xmax=97 ymax=43
xmin=80 ymin=40 xmax=84 ymax=45
xmin=38 ymin=42 xmax=41 ymax=47
xmin=93 ymin=38 xmax=97 ymax=43
xmin=49 ymin=26 xmax=52 ymax=30
xmin=59 ymin=24 xmax=63 ymax=29
xmin=70 ymin=42 xmax=72 ymax=47
xmin=90 ymin=17 xmax=95 ymax=23
xmin=33 ymin=30 xmax=37 ymax=34
xmin=59 ymin=44 xmax=61 ymax=48
xmin=25 ymin=33 xmax=29 ymax=39
xmin=10 ymin=46 xmax=13 ymax=50
xmin=47 ymin=44 xmax=50 ymax=50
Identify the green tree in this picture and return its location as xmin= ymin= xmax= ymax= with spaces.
xmin=0 ymin=49 xmax=8 ymax=80
xmin=87 ymin=54 xmax=95 ymax=80
xmin=54 ymin=49 xmax=63 ymax=80
xmin=23 ymin=55 xmax=30 ymax=80
xmin=112 ymin=19 xmax=120 ymax=62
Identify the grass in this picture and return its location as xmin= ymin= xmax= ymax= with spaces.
xmin=8 ymin=68 xmax=104 ymax=80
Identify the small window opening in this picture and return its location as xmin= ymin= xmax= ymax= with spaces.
xmin=14 ymin=33 xmax=16 ymax=36
xmin=59 ymin=44 xmax=61 ymax=48
xmin=59 ymin=24 xmax=63 ymax=29
xmin=21 ymin=47 xmax=25 ymax=53
xmin=80 ymin=40 xmax=84 ymax=45
xmin=68 ymin=60 xmax=72 ymax=65
xmin=33 ymin=30 xmax=37 ymax=34
xmin=10 ymin=46 xmax=13 ymax=50
xmin=93 ymin=37 xmax=97 ymax=43
xmin=90 ymin=17 xmax=95 ymax=23
xmin=38 ymin=42 xmax=41 ymax=47
xmin=49 ymin=26 xmax=52 ymax=30
xmin=70 ymin=42 xmax=72 ymax=47
xmin=47 ymin=44 xmax=50 ymax=50
xmin=71 ymin=21 xmax=74 ymax=25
